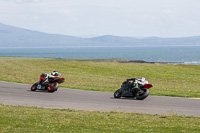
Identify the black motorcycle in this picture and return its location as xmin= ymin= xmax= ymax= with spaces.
xmin=114 ymin=78 xmax=153 ymax=100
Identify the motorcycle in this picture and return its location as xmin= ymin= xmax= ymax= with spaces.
xmin=31 ymin=73 xmax=65 ymax=92
xmin=114 ymin=78 xmax=153 ymax=100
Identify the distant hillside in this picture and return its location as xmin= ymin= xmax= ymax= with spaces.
xmin=0 ymin=22 xmax=200 ymax=47
xmin=0 ymin=22 xmax=84 ymax=47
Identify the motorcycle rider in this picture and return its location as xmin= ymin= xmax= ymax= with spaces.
xmin=126 ymin=77 xmax=147 ymax=91
xmin=137 ymin=77 xmax=148 ymax=85
xmin=133 ymin=77 xmax=148 ymax=96
xmin=37 ymin=71 xmax=61 ymax=89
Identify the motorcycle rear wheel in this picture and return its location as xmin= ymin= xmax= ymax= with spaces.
xmin=136 ymin=88 xmax=149 ymax=100
xmin=114 ymin=89 xmax=122 ymax=98
xmin=47 ymin=83 xmax=59 ymax=92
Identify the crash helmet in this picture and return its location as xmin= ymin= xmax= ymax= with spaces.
xmin=51 ymin=71 xmax=59 ymax=76
xmin=139 ymin=77 xmax=145 ymax=82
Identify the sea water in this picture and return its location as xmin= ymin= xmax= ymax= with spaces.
xmin=0 ymin=46 xmax=200 ymax=65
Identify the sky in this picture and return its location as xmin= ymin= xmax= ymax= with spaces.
xmin=0 ymin=0 xmax=200 ymax=38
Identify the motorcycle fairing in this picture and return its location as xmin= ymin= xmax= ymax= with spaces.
xmin=39 ymin=75 xmax=45 ymax=82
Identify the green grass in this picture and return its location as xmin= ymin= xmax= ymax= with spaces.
xmin=0 ymin=104 xmax=199 ymax=133
xmin=1 ymin=56 xmax=200 ymax=97
xmin=0 ymin=57 xmax=200 ymax=132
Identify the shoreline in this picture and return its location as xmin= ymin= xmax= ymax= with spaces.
xmin=0 ymin=47 xmax=200 ymax=65
xmin=117 ymin=59 xmax=185 ymax=65
xmin=0 ymin=56 xmax=192 ymax=65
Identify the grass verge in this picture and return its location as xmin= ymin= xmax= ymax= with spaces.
xmin=0 ymin=104 xmax=199 ymax=133
xmin=0 ymin=57 xmax=200 ymax=97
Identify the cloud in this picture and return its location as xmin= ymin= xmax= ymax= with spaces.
xmin=55 ymin=8 xmax=73 ymax=16
xmin=1 ymin=0 xmax=200 ymax=37
xmin=1 ymin=0 xmax=43 ymax=4
xmin=162 ymin=9 xmax=172 ymax=14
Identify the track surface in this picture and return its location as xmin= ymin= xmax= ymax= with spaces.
xmin=0 ymin=81 xmax=200 ymax=116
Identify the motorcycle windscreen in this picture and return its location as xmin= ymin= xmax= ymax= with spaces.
xmin=144 ymin=84 xmax=153 ymax=89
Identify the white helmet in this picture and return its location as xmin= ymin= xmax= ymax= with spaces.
xmin=137 ymin=77 xmax=147 ymax=84
xmin=51 ymin=71 xmax=59 ymax=76
xmin=139 ymin=77 xmax=145 ymax=82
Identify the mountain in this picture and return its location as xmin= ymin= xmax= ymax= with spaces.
xmin=0 ymin=22 xmax=200 ymax=47
xmin=0 ymin=22 xmax=85 ymax=47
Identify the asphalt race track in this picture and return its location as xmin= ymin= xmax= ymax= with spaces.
xmin=0 ymin=81 xmax=200 ymax=116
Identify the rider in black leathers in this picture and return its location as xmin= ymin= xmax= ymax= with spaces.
xmin=126 ymin=77 xmax=147 ymax=94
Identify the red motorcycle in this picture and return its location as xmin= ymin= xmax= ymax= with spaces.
xmin=114 ymin=78 xmax=153 ymax=100
xmin=31 ymin=73 xmax=65 ymax=92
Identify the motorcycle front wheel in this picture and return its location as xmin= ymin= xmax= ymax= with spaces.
xmin=114 ymin=89 xmax=122 ymax=98
xmin=136 ymin=88 xmax=149 ymax=100
xmin=30 ymin=83 xmax=38 ymax=91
